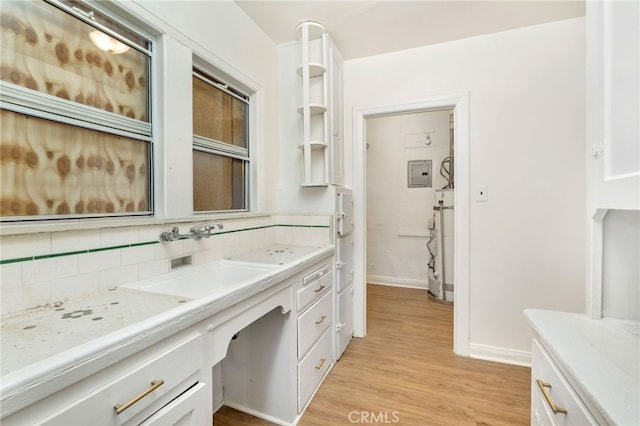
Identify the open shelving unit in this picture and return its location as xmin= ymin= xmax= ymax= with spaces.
xmin=296 ymin=21 xmax=329 ymax=187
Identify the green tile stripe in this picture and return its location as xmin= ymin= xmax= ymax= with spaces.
xmin=0 ymin=224 xmax=329 ymax=265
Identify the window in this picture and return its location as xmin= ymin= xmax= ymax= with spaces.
xmin=0 ymin=0 xmax=152 ymax=220
xmin=192 ymin=68 xmax=249 ymax=212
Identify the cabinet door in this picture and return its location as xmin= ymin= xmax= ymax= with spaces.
xmin=587 ymin=0 xmax=640 ymax=212
xmin=336 ymin=233 xmax=354 ymax=292
xmin=336 ymin=285 xmax=353 ymax=360
xmin=329 ymin=39 xmax=345 ymax=186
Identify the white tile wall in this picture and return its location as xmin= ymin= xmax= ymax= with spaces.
xmin=0 ymin=233 xmax=52 ymax=259
xmin=0 ymin=215 xmax=331 ymax=315
xmin=23 ymin=256 xmax=79 ymax=285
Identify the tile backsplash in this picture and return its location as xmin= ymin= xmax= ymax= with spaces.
xmin=0 ymin=214 xmax=332 ymax=315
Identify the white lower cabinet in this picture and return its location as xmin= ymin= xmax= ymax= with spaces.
xmin=297 ymin=328 xmax=332 ymax=411
xmin=531 ymin=338 xmax=597 ymax=426
xmin=336 ymin=284 xmax=354 ymax=359
xmin=4 ymin=333 xmax=207 ymax=426
xmin=295 ymin=260 xmax=334 ymax=414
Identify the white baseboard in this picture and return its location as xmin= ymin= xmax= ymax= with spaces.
xmin=367 ymin=275 xmax=427 ymax=290
xmin=468 ymin=342 xmax=531 ymax=367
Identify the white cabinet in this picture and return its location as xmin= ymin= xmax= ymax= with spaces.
xmin=297 ymin=21 xmax=329 ymax=186
xmin=530 ymin=338 xmax=598 ymax=426
xmin=295 ymin=260 xmax=334 ymax=413
xmin=295 ymin=21 xmax=345 ymax=187
xmin=3 ymin=333 xmax=208 ymax=426
xmin=585 ymin=0 xmax=640 ymax=319
xmin=329 ymin=38 xmax=345 ymax=187
xmin=335 ymin=188 xmax=354 ymax=359
xmin=586 ymin=0 xmax=640 ymax=212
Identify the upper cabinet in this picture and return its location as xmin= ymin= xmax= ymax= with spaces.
xmin=296 ymin=22 xmax=344 ymax=187
xmin=586 ymin=0 xmax=640 ymax=212
xmin=586 ymin=0 xmax=640 ymax=318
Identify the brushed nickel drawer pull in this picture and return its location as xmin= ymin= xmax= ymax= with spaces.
xmin=315 ymin=315 xmax=327 ymax=325
xmin=314 ymin=285 xmax=326 ymax=293
xmin=536 ymin=379 xmax=568 ymax=414
xmin=114 ymin=380 xmax=164 ymax=415
xmin=315 ymin=358 xmax=326 ymax=370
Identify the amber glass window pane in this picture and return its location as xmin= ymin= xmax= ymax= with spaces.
xmin=0 ymin=110 xmax=150 ymax=217
xmin=193 ymin=77 xmax=246 ymax=148
xmin=0 ymin=1 xmax=149 ymax=121
xmin=193 ymin=150 xmax=245 ymax=211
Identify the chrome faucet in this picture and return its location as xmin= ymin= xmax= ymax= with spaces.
xmin=159 ymin=222 xmax=224 ymax=242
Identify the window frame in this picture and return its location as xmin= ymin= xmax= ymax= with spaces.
xmin=0 ymin=0 xmax=156 ymax=221
xmin=192 ymin=65 xmax=251 ymax=213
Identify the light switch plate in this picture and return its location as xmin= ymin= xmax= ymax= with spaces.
xmin=476 ymin=186 xmax=488 ymax=202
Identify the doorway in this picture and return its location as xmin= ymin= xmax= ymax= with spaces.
xmin=352 ymin=94 xmax=470 ymax=356
xmin=365 ymin=109 xmax=454 ymax=298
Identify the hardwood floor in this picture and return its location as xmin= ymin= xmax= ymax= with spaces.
xmin=213 ymin=284 xmax=531 ymax=425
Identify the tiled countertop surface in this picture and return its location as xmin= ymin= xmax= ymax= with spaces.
xmin=1 ymin=288 xmax=189 ymax=375
xmin=525 ymin=309 xmax=639 ymax=425
xmin=0 ymin=243 xmax=333 ymax=416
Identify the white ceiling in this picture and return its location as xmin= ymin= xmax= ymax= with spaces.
xmin=234 ymin=0 xmax=585 ymax=59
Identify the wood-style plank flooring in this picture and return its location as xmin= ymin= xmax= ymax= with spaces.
xmin=213 ymin=284 xmax=531 ymax=425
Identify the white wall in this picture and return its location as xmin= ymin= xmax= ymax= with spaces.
xmin=345 ymin=18 xmax=586 ymax=359
xmin=366 ymin=111 xmax=451 ymax=288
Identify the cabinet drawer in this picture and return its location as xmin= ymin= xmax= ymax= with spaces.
xmin=531 ymin=338 xmax=597 ymax=426
xmin=297 ymin=265 xmax=332 ymax=312
xmin=138 ymin=382 xmax=207 ymax=426
xmin=298 ymin=328 xmax=332 ymax=413
xmin=297 ymin=290 xmax=332 ymax=358
xmin=41 ymin=334 xmax=202 ymax=426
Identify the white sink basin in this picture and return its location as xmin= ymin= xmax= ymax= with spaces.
xmin=123 ymin=260 xmax=277 ymax=299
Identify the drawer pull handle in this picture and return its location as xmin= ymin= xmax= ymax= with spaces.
xmin=536 ymin=379 xmax=568 ymax=414
xmin=314 ymin=284 xmax=326 ymax=293
xmin=315 ymin=358 xmax=326 ymax=370
xmin=114 ymin=380 xmax=164 ymax=415
xmin=315 ymin=315 xmax=327 ymax=325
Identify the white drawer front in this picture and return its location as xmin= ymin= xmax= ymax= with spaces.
xmin=41 ymin=334 xmax=202 ymax=426
xmin=297 ymin=290 xmax=333 ymax=358
xmin=298 ymin=328 xmax=332 ymax=412
xmin=531 ymin=338 xmax=597 ymax=426
xmin=137 ymin=382 xmax=207 ymax=426
xmin=297 ymin=267 xmax=332 ymax=312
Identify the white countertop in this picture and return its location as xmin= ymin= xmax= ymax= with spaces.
xmin=0 ymin=288 xmax=189 ymax=375
xmin=524 ymin=309 xmax=640 ymax=425
xmin=0 ymin=244 xmax=333 ymax=417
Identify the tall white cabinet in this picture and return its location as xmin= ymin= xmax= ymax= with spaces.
xmin=296 ymin=21 xmax=345 ymax=187
xmin=335 ymin=188 xmax=354 ymax=359
xmin=585 ymin=0 xmax=640 ymax=318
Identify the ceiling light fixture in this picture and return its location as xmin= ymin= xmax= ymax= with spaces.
xmin=89 ymin=30 xmax=129 ymax=54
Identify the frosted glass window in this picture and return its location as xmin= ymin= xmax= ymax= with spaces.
xmin=0 ymin=0 xmax=150 ymax=121
xmin=192 ymin=69 xmax=249 ymax=212
xmin=1 ymin=110 xmax=150 ymax=217
xmin=0 ymin=1 xmax=153 ymax=220
xmin=193 ymin=151 xmax=245 ymax=212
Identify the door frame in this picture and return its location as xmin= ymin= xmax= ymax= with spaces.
xmin=352 ymin=93 xmax=470 ymax=356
